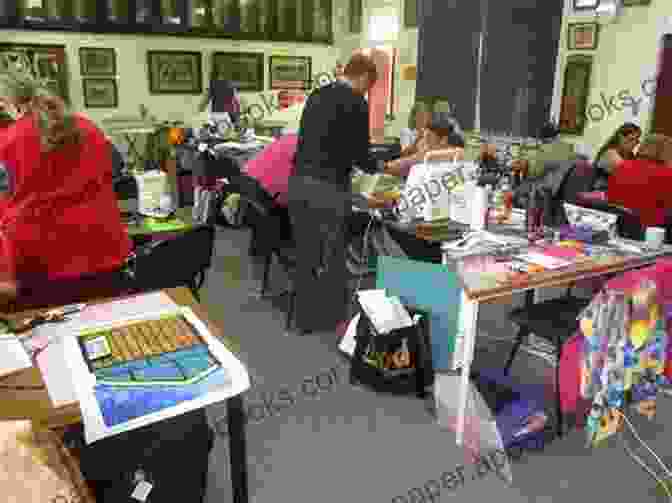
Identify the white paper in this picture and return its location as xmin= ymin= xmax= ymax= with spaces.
xmin=131 ymin=481 xmax=154 ymax=502
xmin=338 ymin=313 xmax=360 ymax=357
xmin=357 ymin=290 xmax=413 ymax=334
xmin=516 ymin=251 xmax=571 ymax=270
xmin=37 ymin=336 xmax=82 ymax=407
xmin=72 ymin=307 xmax=250 ymax=444
xmin=0 ymin=335 xmax=32 ymax=378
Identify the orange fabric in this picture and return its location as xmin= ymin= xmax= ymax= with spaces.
xmin=607 ymin=159 xmax=672 ymax=227
xmin=0 ymin=114 xmax=132 ymax=282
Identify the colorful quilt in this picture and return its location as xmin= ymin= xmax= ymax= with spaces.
xmin=579 ymin=279 xmax=669 ymax=446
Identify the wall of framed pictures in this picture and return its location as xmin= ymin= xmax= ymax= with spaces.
xmin=0 ymin=26 xmax=337 ymax=126
xmin=0 ymin=0 xmax=333 ymax=44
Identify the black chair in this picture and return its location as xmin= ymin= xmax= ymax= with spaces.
xmin=505 ymin=160 xmax=595 ymax=438
xmin=130 ymin=225 xmax=216 ymax=301
xmin=230 ymin=174 xmax=297 ymax=333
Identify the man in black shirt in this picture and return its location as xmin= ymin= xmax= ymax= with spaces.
xmin=287 ymin=53 xmax=380 ymax=335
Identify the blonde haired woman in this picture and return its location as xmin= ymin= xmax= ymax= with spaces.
xmin=0 ymin=69 xmax=132 ymax=308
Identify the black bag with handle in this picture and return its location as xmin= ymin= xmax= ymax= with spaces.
xmin=349 ymin=302 xmax=433 ymax=397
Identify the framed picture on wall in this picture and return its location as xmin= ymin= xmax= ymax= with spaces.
xmin=0 ymin=44 xmax=69 ymax=102
xmin=147 ymin=51 xmax=202 ymax=95
xmin=559 ymin=55 xmax=593 ymax=135
xmin=83 ymin=78 xmax=118 ymax=108
xmin=623 ymin=0 xmax=651 ymax=5
xmin=269 ymin=56 xmax=312 ymax=90
xmin=211 ymin=52 xmax=264 ymax=92
xmin=568 ymin=23 xmax=599 ymax=50
xmin=79 ymin=48 xmax=116 ymax=76
xmin=573 ymin=0 xmax=599 ymax=10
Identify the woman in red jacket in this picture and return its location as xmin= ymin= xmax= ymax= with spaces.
xmin=607 ymin=134 xmax=672 ymax=227
xmin=0 ymin=70 xmax=132 ymax=307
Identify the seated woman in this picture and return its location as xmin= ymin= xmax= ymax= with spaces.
xmin=593 ymin=122 xmax=641 ymax=190
xmin=607 ymin=134 xmax=672 ymax=227
xmin=0 ymin=70 xmax=132 ymax=308
xmin=399 ymin=103 xmax=432 ymax=156
xmin=384 ymin=114 xmax=464 ymax=178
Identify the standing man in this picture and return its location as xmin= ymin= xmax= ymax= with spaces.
xmin=288 ymin=53 xmax=380 ymax=336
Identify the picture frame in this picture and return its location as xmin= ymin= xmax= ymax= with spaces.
xmin=211 ymin=52 xmax=264 ymax=92
xmin=82 ymin=78 xmax=118 ymax=108
xmin=623 ymin=0 xmax=651 ymax=5
xmin=79 ymin=47 xmax=116 ymax=76
xmin=559 ymin=55 xmax=593 ymax=136
xmin=568 ymin=23 xmax=599 ymax=50
xmin=269 ymin=56 xmax=312 ymax=90
xmin=0 ymin=44 xmax=70 ymax=102
xmin=573 ymin=0 xmax=599 ymax=10
xmin=147 ymin=51 xmax=202 ymax=95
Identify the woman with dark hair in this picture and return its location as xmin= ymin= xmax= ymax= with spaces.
xmin=399 ymin=102 xmax=432 ymax=155
xmin=384 ymin=113 xmax=464 ymax=177
xmin=607 ymin=134 xmax=672 ymax=227
xmin=198 ymin=76 xmax=241 ymax=125
xmin=0 ymin=69 xmax=132 ymax=307
xmin=593 ymin=122 xmax=642 ymax=189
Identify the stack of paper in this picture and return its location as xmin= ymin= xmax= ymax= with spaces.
xmin=357 ymin=289 xmax=414 ymax=334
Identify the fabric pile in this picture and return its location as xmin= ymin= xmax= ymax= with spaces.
xmin=578 ymin=279 xmax=670 ymax=446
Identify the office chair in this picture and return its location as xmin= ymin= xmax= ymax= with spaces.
xmin=505 ymin=160 xmax=596 ymax=438
xmin=130 ymin=225 xmax=216 ymax=301
xmin=230 ymin=174 xmax=297 ymax=333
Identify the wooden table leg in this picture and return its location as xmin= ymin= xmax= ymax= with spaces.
xmin=227 ymin=394 xmax=249 ymax=503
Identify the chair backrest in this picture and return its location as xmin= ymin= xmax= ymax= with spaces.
xmin=228 ymin=174 xmax=288 ymax=256
xmin=560 ymin=160 xmax=596 ymax=204
xmin=132 ymin=226 xmax=215 ymax=292
xmin=110 ymin=142 xmax=125 ymax=180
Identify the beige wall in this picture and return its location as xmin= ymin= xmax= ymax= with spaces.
xmin=0 ymin=29 xmax=338 ymax=128
xmin=552 ymin=0 xmax=672 ymax=157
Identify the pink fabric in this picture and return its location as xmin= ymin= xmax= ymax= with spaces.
xmin=245 ymin=134 xmax=298 ymax=207
xmin=558 ymin=333 xmax=585 ymax=414
xmin=576 ymin=191 xmax=606 ymax=203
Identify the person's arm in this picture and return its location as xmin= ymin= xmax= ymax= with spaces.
xmin=425 ymin=148 xmax=464 ymax=162
xmin=353 ymin=98 xmax=379 ymax=174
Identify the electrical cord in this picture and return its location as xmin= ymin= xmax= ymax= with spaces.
xmin=616 ymin=409 xmax=672 ymax=478
xmin=350 ymin=212 xmax=376 ymax=304
xmin=614 ymin=409 xmax=672 ymax=500
xmin=619 ymin=430 xmax=672 ymax=502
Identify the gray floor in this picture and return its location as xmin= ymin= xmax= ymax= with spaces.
xmin=201 ymin=226 xmax=672 ymax=503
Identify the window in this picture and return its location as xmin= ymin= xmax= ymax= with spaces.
xmin=212 ymin=0 xmax=239 ymax=32
xmin=349 ymin=0 xmax=361 ymax=33
xmin=72 ymin=0 xmax=97 ymax=23
xmin=161 ymin=0 xmax=183 ymax=24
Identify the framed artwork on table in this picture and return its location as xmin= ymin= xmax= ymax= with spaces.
xmin=573 ymin=0 xmax=599 ymax=10
xmin=79 ymin=48 xmax=116 ymax=76
xmin=83 ymin=78 xmax=118 ymax=108
xmin=211 ymin=52 xmax=264 ymax=92
xmin=568 ymin=23 xmax=599 ymax=50
xmin=147 ymin=51 xmax=202 ymax=95
xmin=559 ymin=55 xmax=593 ymax=135
xmin=269 ymin=56 xmax=312 ymax=90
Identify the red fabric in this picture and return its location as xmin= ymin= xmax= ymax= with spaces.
xmin=607 ymin=159 xmax=672 ymax=226
xmin=0 ymin=114 xmax=132 ymax=283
